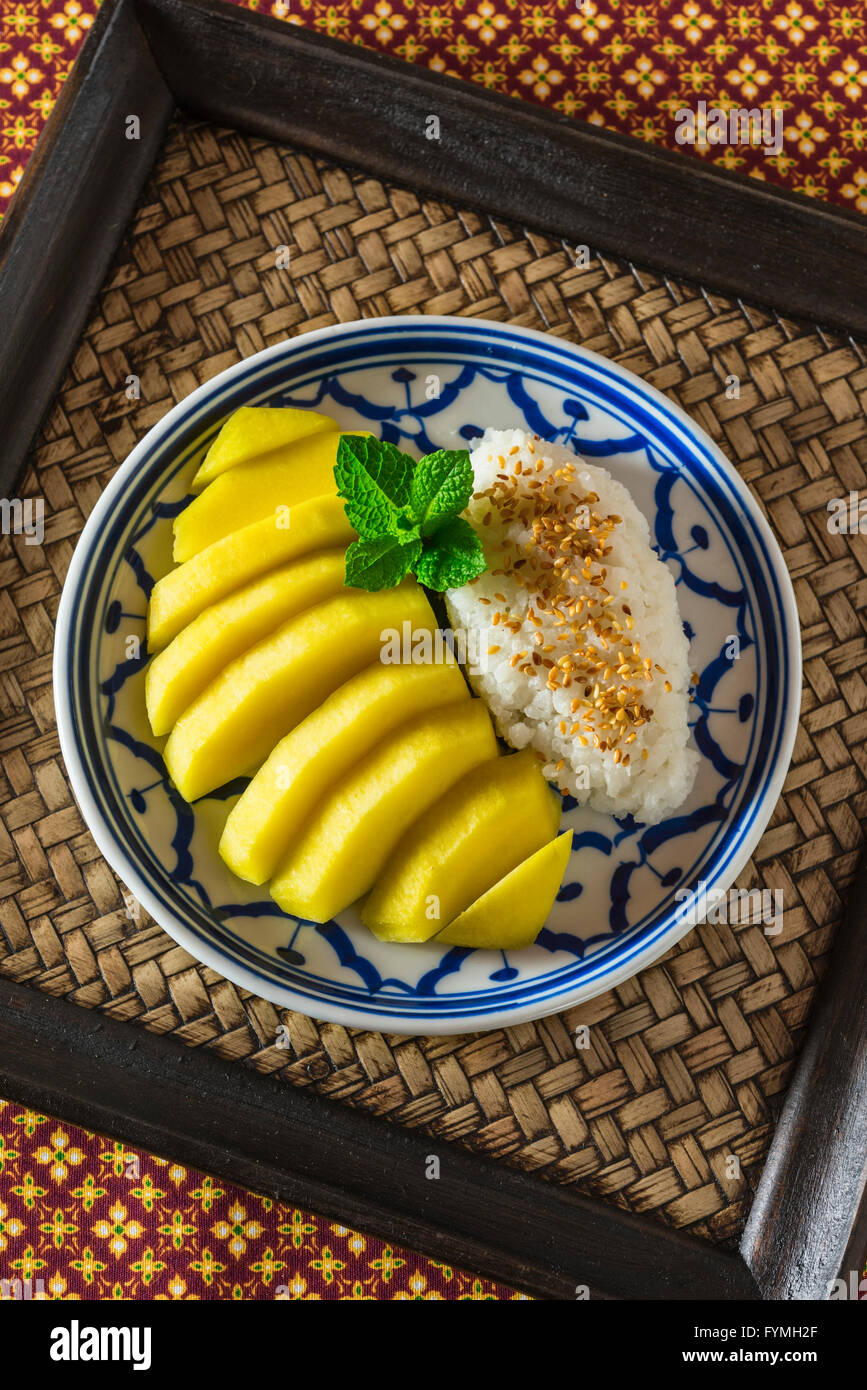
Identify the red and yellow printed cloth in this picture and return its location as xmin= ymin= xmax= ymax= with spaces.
xmin=0 ymin=1100 xmax=523 ymax=1299
xmin=3 ymin=1 xmax=867 ymax=215
xmin=2 ymin=0 xmax=866 ymax=1301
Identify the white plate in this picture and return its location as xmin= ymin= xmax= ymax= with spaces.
xmin=54 ymin=316 xmax=801 ymax=1034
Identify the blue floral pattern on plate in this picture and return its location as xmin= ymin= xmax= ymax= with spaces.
xmin=54 ymin=318 xmax=801 ymax=1034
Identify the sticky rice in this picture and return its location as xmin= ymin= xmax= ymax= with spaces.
xmin=446 ymin=428 xmax=699 ymax=824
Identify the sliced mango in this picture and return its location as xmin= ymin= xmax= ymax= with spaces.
xmin=163 ymin=583 xmax=435 ymax=801
xmin=220 ymin=659 xmax=470 ymax=885
xmin=145 ymin=549 xmax=347 ymax=737
xmin=174 ymin=431 xmax=345 ymax=562
xmin=437 ymin=831 xmax=573 ymax=951
xmin=269 ymin=700 xmax=497 ymax=923
xmin=147 ymin=495 xmax=354 ymax=651
xmin=191 ymin=406 xmax=335 ymax=490
xmin=362 ymin=749 xmax=562 ymax=943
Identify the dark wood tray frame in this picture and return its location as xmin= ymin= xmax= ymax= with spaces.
xmin=0 ymin=0 xmax=864 ymax=1301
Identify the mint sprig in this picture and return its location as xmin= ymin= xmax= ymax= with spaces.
xmin=335 ymin=435 xmax=486 ymax=592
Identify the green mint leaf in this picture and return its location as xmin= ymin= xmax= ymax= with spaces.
xmin=414 ymin=516 xmax=487 ymax=591
xmin=409 ymin=449 xmax=474 ymax=538
xmin=336 ymin=439 xmax=485 ymax=594
xmin=334 ymin=435 xmax=417 ymax=540
xmin=344 ymin=535 xmax=421 ymax=591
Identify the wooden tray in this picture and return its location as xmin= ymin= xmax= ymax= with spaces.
xmin=0 ymin=0 xmax=865 ymax=1301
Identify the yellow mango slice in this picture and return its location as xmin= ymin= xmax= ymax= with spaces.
xmin=147 ymin=495 xmax=354 ymax=651
xmin=269 ymin=701 xmax=497 ymax=924
xmin=362 ymin=749 xmax=561 ymax=943
xmin=163 ymin=583 xmax=435 ymax=801
xmin=437 ymin=831 xmax=573 ymax=951
xmin=191 ymin=406 xmax=335 ymax=490
xmin=145 ymin=549 xmax=346 ymax=737
xmin=221 ymin=659 xmax=470 ymax=885
xmin=174 ymin=431 xmax=344 ymax=562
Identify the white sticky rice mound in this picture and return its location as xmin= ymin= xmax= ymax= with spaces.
xmin=446 ymin=427 xmax=699 ymax=824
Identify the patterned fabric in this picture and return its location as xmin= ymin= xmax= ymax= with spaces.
xmin=1 ymin=0 xmax=864 ymax=1302
xmin=4 ymin=1 xmax=867 ymax=217
xmin=0 ymin=1099 xmax=524 ymax=1298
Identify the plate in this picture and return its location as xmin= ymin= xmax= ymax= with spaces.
xmin=54 ymin=316 xmax=801 ymax=1035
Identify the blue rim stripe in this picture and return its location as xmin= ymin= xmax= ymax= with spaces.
xmin=60 ymin=320 xmax=797 ymax=1024
xmin=84 ymin=354 xmax=768 ymax=993
xmin=70 ymin=331 xmax=787 ymax=1012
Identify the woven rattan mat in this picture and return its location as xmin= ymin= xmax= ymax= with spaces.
xmin=2 ymin=117 xmax=865 ymax=1249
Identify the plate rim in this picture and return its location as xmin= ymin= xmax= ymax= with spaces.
xmin=53 ymin=313 xmax=803 ymax=1035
